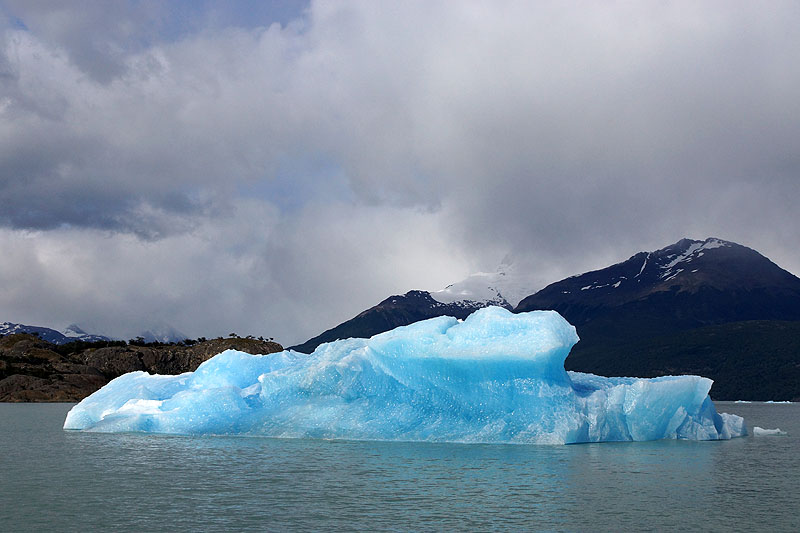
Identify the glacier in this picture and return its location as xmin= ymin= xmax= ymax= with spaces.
xmin=63 ymin=307 xmax=746 ymax=444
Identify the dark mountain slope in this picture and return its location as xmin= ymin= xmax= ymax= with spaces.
xmin=565 ymin=320 xmax=800 ymax=401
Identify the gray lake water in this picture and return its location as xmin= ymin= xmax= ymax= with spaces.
xmin=1 ymin=402 xmax=798 ymax=532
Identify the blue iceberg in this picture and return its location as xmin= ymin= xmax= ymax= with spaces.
xmin=64 ymin=307 xmax=746 ymax=444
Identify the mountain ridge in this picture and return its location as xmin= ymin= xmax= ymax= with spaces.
xmin=0 ymin=322 xmax=113 ymax=344
xmin=518 ymin=238 xmax=800 ymax=311
xmin=515 ymin=237 xmax=800 ymax=329
xmin=0 ymin=322 xmax=189 ymax=345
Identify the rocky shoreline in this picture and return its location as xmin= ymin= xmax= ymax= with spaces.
xmin=0 ymin=334 xmax=283 ymax=402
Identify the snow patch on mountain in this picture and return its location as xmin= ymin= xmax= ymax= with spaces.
xmin=657 ymin=238 xmax=732 ymax=281
xmin=662 ymin=243 xmax=703 ymax=271
xmin=635 ymin=253 xmax=650 ymax=278
xmin=0 ymin=322 xmax=27 ymax=336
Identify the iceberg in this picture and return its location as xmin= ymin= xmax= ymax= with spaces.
xmin=752 ymin=427 xmax=787 ymax=436
xmin=64 ymin=307 xmax=746 ymax=444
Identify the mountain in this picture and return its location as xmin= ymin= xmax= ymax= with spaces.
xmin=136 ymin=325 xmax=188 ymax=344
xmin=515 ymin=237 xmax=800 ymax=399
xmin=0 ymin=322 xmax=112 ymax=344
xmin=515 ymin=237 xmax=800 ymax=331
xmin=0 ymin=321 xmax=189 ymax=345
xmin=430 ymin=255 xmax=537 ymax=308
xmin=61 ymin=324 xmax=113 ymax=343
xmin=0 ymin=320 xmax=190 ymax=346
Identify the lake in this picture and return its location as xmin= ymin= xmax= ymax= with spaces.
xmin=1 ymin=402 xmax=798 ymax=532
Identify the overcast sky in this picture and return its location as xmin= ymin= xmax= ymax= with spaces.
xmin=1 ymin=1 xmax=799 ymax=345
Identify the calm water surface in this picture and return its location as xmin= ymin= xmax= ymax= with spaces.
xmin=1 ymin=402 xmax=798 ymax=532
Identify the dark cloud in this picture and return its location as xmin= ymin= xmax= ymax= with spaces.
xmin=1 ymin=1 xmax=799 ymax=343
xmin=2 ymin=0 xmax=163 ymax=82
xmin=1 ymin=0 xmax=310 ymax=82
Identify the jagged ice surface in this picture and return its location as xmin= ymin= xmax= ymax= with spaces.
xmin=64 ymin=307 xmax=746 ymax=444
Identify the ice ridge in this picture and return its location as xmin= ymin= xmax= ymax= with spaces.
xmin=64 ymin=307 xmax=746 ymax=444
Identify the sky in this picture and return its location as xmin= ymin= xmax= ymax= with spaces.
xmin=1 ymin=1 xmax=799 ymax=345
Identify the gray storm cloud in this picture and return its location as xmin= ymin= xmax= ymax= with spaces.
xmin=1 ymin=1 xmax=799 ymax=344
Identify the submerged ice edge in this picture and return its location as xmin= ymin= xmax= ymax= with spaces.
xmin=64 ymin=307 xmax=746 ymax=444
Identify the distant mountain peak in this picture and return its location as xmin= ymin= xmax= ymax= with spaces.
xmin=654 ymin=236 xmax=730 ymax=260
xmin=430 ymin=254 xmax=537 ymax=308
xmin=137 ymin=324 xmax=188 ymax=344
xmin=544 ymin=237 xmax=779 ymax=300
xmin=0 ymin=321 xmax=112 ymax=344
xmin=516 ymin=236 xmax=800 ymax=320
xmin=61 ymin=324 xmax=89 ymax=337
xmin=430 ymin=272 xmax=510 ymax=307
xmin=643 ymin=237 xmax=735 ymax=282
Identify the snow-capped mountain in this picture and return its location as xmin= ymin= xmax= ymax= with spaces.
xmin=0 ymin=322 xmax=112 ymax=344
xmin=430 ymin=255 xmax=538 ymax=308
xmin=136 ymin=325 xmax=188 ymax=344
xmin=430 ymin=272 xmax=509 ymax=307
xmin=0 ymin=320 xmax=187 ymax=345
xmin=60 ymin=324 xmax=113 ymax=343
xmin=515 ymin=237 xmax=800 ymax=319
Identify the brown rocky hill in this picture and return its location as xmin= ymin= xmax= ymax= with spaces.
xmin=0 ymin=334 xmax=283 ymax=402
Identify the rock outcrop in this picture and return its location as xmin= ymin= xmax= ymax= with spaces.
xmin=0 ymin=334 xmax=283 ymax=402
